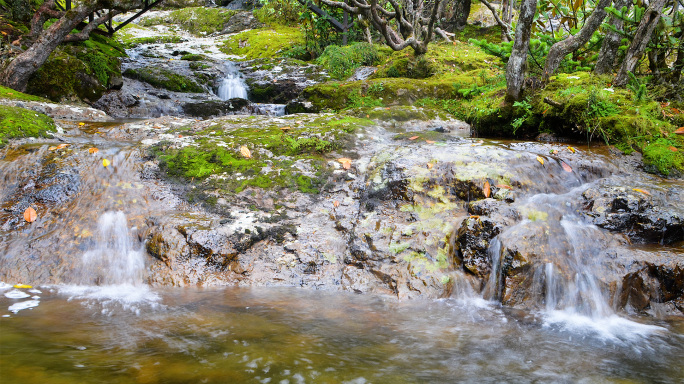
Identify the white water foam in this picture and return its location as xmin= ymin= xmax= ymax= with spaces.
xmin=217 ymin=62 xmax=248 ymax=100
xmin=4 ymin=289 xmax=30 ymax=299
xmin=8 ymin=299 xmax=40 ymax=313
xmin=543 ymin=310 xmax=667 ymax=344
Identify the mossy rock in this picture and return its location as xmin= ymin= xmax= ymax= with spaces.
xmin=219 ymin=26 xmax=304 ymax=60
xmin=0 ymin=105 xmax=56 ymax=146
xmin=138 ymin=6 xmax=237 ymax=36
xmin=27 ymin=50 xmax=107 ymax=102
xmin=123 ymin=67 xmax=205 ymax=93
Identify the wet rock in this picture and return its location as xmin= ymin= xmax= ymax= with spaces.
xmin=582 ymin=183 xmax=684 ymax=244
xmin=618 ymin=259 xmax=684 ymax=315
xmin=456 ymin=216 xmax=502 ymax=280
xmin=182 ymin=98 xmax=251 ymax=118
xmin=236 ymin=58 xmax=329 ymax=104
xmin=347 ymin=66 xmax=377 ymax=81
xmin=285 ymin=99 xmax=317 ymax=114
xmin=220 ymin=10 xmax=264 ymax=34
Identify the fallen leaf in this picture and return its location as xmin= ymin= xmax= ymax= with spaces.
xmin=669 ymin=146 xmax=678 ymax=152
xmin=632 ymin=188 xmax=651 ymax=196
xmin=661 ymin=102 xmax=670 ymax=107
xmin=48 ymin=146 xmax=57 ymax=151
xmin=338 ymin=158 xmax=352 ymax=170
xmin=240 ymin=146 xmax=252 ymax=158
xmin=425 ymin=140 xmax=436 ymax=144
xmin=13 ymin=284 xmax=32 ymax=289
xmin=333 ymin=201 xmax=340 ymax=208
xmin=408 ymin=136 xmax=419 ymax=140
xmin=483 ymin=181 xmax=491 ymax=198
xmin=567 ymin=146 xmax=576 ymax=153
xmin=280 ymin=126 xmax=291 ymax=131
xmin=78 ymin=122 xmax=85 ymax=126
xmin=55 ymin=143 xmax=69 ymax=150
xmin=675 ymin=127 xmax=684 ymax=135
xmin=427 ymin=162 xmax=434 ymax=169
xmin=549 ymin=149 xmax=558 ymax=154
xmin=88 ymin=147 xmax=99 ymax=154
xmin=536 ymin=155 xmax=545 ymax=165
xmin=496 ymin=184 xmax=513 ymax=190
xmin=561 ymin=161 xmax=572 ymax=172
xmin=672 ymin=108 xmax=681 ymax=114
xmin=102 ymin=159 xmax=111 ymax=167
xmin=24 ymin=207 xmax=37 ymax=223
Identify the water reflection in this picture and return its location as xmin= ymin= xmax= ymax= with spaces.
xmin=1 ymin=286 xmax=682 ymax=383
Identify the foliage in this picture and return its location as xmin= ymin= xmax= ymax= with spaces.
xmin=316 ymin=43 xmax=380 ymax=80
xmin=254 ymin=0 xmax=304 ymax=26
xmin=511 ymin=99 xmax=533 ymax=134
xmin=627 ymin=72 xmax=648 ymax=102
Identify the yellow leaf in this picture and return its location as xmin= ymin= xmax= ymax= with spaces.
xmin=240 ymin=146 xmax=252 ymax=158
xmin=78 ymin=122 xmax=85 ymax=126
xmin=102 ymin=159 xmax=111 ymax=167
xmin=427 ymin=162 xmax=434 ymax=169
xmin=13 ymin=284 xmax=32 ymax=289
xmin=337 ymin=158 xmax=352 ymax=170
xmin=24 ymin=207 xmax=37 ymax=223
xmin=632 ymin=188 xmax=651 ymax=196
xmin=536 ymin=156 xmax=545 ymax=165
xmin=483 ymin=181 xmax=491 ymax=198
xmin=88 ymin=147 xmax=99 ymax=154
xmin=567 ymin=146 xmax=576 ymax=153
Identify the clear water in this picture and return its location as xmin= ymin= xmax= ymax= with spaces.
xmin=1 ymin=286 xmax=682 ymax=383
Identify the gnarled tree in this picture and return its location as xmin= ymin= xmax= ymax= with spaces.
xmin=505 ymin=0 xmax=537 ymax=103
xmin=594 ymin=0 xmax=633 ymax=75
xmin=318 ymin=0 xmax=443 ymax=55
xmin=0 ymin=0 xmax=145 ymax=92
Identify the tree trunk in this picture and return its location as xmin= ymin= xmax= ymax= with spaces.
xmin=501 ymin=0 xmax=513 ymax=24
xmin=0 ymin=5 xmax=95 ymax=92
xmin=452 ymin=0 xmax=471 ymax=31
xmin=542 ymin=0 xmax=612 ymax=82
xmin=613 ymin=0 xmax=668 ymax=87
xmin=669 ymin=16 xmax=684 ymax=83
xmin=594 ymin=0 xmax=632 ymax=75
xmin=505 ymin=0 xmax=537 ymax=103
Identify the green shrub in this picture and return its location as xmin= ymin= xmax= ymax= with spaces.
xmin=316 ymin=43 xmax=380 ymax=80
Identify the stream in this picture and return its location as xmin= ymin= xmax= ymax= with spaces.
xmin=1 ymin=12 xmax=684 ymax=383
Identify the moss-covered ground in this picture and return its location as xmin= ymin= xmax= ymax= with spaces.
xmin=219 ymin=26 xmax=304 ymax=60
xmin=138 ymin=7 xmax=236 ymax=36
xmin=0 ymin=105 xmax=56 ymax=146
xmin=151 ymin=114 xmax=372 ymax=208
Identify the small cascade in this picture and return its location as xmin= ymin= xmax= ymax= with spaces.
xmin=217 ymin=62 xmax=249 ymax=100
xmin=80 ymin=211 xmax=145 ymax=286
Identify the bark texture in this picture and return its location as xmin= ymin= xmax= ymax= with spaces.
xmin=613 ymin=0 xmax=668 ymax=87
xmin=320 ymin=0 xmax=443 ymax=55
xmin=505 ymin=0 xmax=537 ymax=103
xmin=542 ymin=0 xmax=612 ymax=82
xmin=594 ymin=0 xmax=632 ymax=75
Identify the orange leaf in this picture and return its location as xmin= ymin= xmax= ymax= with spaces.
xmin=561 ymin=162 xmax=572 ymax=172
xmin=280 ymin=126 xmax=291 ymax=132
xmin=483 ymin=181 xmax=491 ymax=198
xmin=669 ymin=146 xmax=678 ymax=152
xmin=333 ymin=201 xmax=340 ymax=208
xmin=496 ymin=184 xmax=513 ymax=190
xmin=408 ymin=136 xmax=419 ymax=140
xmin=88 ymin=147 xmax=99 ymax=154
xmin=425 ymin=140 xmax=435 ymax=144
xmin=48 ymin=146 xmax=57 ymax=151
xmin=536 ymin=156 xmax=545 ymax=165
xmin=427 ymin=162 xmax=434 ymax=169
xmin=675 ymin=127 xmax=684 ymax=135
xmin=672 ymin=108 xmax=681 ymax=114
xmin=338 ymin=158 xmax=352 ymax=170
xmin=632 ymin=188 xmax=651 ymax=196
xmin=240 ymin=146 xmax=252 ymax=158
xmin=24 ymin=207 xmax=37 ymax=223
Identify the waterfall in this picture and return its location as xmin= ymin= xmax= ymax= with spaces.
xmin=80 ymin=211 xmax=145 ymax=286
xmin=217 ymin=62 xmax=248 ymax=101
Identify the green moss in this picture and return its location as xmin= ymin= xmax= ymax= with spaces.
xmin=0 ymin=105 xmax=56 ymax=146
xmin=181 ymin=53 xmax=205 ymax=61
xmin=219 ymin=26 xmax=304 ymax=60
xmin=642 ymin=138 xmax=684 ymax=175
xmin=119 ymin=34 xmax=183 ymax=49
xmin=123 ymin=67 xmax=204 ymax=93
xmin=139 ymin=7 xmax=236 ymax=36
xmin=27 ymin=50 xmax=106 ymax=102
xmin=154 ymin=114 xmax=371 ymax=197
xmin=0 ymin=85 xmax=48 ymax=102
xmin=316 ymin=43 xmax=381 ymax=80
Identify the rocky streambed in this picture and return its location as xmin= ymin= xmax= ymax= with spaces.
xmin=1 ymin=104 xmax=682 ymax=317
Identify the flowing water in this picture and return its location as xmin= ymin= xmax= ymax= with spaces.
xmin=217 ymin=62 xmax=249 ymax=100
